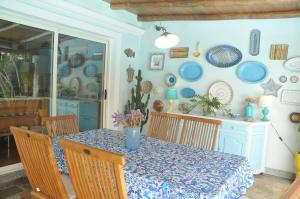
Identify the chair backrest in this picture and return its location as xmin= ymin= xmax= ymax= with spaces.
xmin=147 ymin=112 xmax=182 ymax=143
xmin=45 ymin=114 xmax=79 ymax=137
xmin=10 ymin=126 xmax=68 ymax=199
xmin=59 ymin=139 xmax=127 ymax=199
xmin=279 ymin=177 xmax=300 ymax=199
xmin=180 ymin=115 xmax=222 ymax=150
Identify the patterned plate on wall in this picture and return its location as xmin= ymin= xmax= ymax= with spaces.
xmin=206 ymin=45 xmax=242 ymax=68
xmin=208 ymin=81 xmax=233 ymax=105
xmin=180 ymin=88 xmax=196 ymax=98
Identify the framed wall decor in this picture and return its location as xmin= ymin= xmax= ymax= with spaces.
xmin=270 ymin=44 xmax=288 ymax=60
xmin=149 ymin=53 xmax=165 ymax=70
xmin=170 ymin=47 xmax=189 ymax=58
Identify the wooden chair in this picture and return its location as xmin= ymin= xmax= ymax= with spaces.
xmin=45 ymin=114 xmax=79 ymax=137
xmin=10 ymin=126 xmax=69 ymax=199
xmin=147 ymin=112 xmax=182 ymax=143
xmin=279 ymin=177 xmax=300 ymax=199
xmin=59 ymin=139 xmax=128 ymax=199
xmin=180 ymin=115 xmax=222 ymax=150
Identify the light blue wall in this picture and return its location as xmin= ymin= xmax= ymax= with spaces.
xmin=138 ymin=19 xmax=300 ymax=173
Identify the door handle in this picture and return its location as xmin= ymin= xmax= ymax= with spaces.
xmin=104 ymin=89 xmax=107 ymax=100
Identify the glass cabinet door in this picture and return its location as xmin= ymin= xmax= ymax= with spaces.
xmin=57 ymin=34 xmax=106 ymax=131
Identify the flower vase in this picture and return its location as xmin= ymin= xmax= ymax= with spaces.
xmin=125 ymin=127 xmax=140 ymax=151
xmin=244 ymin=103 xmax=253 ymax=121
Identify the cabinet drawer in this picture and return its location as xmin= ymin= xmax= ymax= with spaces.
xmin=220 ymin=122 xmax=249 ymax=132
xmin=80 ymin=101 xmax=98 ymax=117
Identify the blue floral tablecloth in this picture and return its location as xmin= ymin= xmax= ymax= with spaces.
xmin=52 ymin=128 xmax=253 ymax=199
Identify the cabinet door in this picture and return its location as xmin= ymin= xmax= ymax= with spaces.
xmin=56 ymin=100 xmax=65 ymax=115
xmin=65 ymin=101 xmax=79 ymax=116
xmin=218 ymin=132 xmax=247 ymax=157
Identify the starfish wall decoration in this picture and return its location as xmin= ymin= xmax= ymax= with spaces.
xmin=261 ymin=78 xmax=282 ymax=97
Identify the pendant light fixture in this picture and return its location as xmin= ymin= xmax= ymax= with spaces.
xmin=154 ymin=25 xmax=180 ymax=49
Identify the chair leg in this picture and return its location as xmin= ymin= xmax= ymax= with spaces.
xmin=7 ymin=135 xmax=10 ymax=158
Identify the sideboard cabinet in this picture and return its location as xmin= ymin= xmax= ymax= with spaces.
xmin=57 ymin=99 xmax=99 ymax=131
xmin=217 ymin=120 xmax=269 ymax=174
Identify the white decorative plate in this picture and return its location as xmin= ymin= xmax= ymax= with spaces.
xmin=284 ymin=57 xmax=300 ymax=72
xmin=69 ymin=77 xmax=81 ymax=94
xmin=290 ymin=75 xmax=299 ymax=83
xmin=208 ymin=81 xmax=233 ymax=105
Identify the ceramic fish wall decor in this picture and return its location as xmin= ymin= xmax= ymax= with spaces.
xmin=124 ymin=48 xmax=135 ymax=58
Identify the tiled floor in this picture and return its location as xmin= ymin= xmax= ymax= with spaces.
xmin=0 ymin=173 xmax=292 ymax=199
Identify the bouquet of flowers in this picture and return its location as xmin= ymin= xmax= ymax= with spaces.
xmin=112 ymin=109 xmax=144 ymax=128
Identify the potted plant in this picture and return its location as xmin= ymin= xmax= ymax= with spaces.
xmin=190 ymin=94 xmax=232 ymax=117
xmin=112 ymin=109 xmax=144 ymax=151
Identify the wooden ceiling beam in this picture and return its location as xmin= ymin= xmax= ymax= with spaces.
xmin=110 ymin=0 xmax=299 ymax=9
xmin=138 ymin=10 xmax=300 ymax=21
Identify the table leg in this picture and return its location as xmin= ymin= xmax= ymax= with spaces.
xmin=7 ymin=135 xmax=10 ymax=158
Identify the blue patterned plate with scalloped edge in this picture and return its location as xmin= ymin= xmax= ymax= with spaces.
xmin=179 ymin=61 xmax=203 ymax=82
xmin=180 ymin=88 xmax=196 ymax=98
xmin=236 ymin=61 xmax=268 ymax=84
xmin=206 ymin=45 xmax=242 ymax=68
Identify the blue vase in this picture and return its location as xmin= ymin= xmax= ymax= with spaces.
xmin=125 ymin=127 xmax=140 ymax=151
xmin=244 ymin=103 xmax=253 ymax=120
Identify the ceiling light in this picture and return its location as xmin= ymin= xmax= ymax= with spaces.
xmin=154 ymin=25 xmax=180 ymax=49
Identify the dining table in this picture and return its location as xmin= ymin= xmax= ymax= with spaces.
xmin=52 ymin=128 xmax=254 ymax=199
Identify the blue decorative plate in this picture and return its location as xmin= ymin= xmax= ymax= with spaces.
xmin=180 ymin=88 xmax=196 ymax=98
xmin=84 ymin=64 xmax=97 ymax=77
xmin=236 ymin=61 xmax=268 ymax=83
xmin=179 ymin=61 xmax=203 ymax=82
xmin=165 ymin=73 xmax=177 ymax=87
xmin=59 ymin=63 xmax=71 ymax=78
xmin=206 ymin=45 xmax=242 ymax=68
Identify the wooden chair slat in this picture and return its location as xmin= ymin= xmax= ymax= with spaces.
xmin=59 ymin=139 xmax=128 ymax=199
xmin=10 ymin=126 xmax=69 ymax=199
xmin=148 ymin=112 xmax=182 ymax=143
xmin=279 ymin=177 xmax=300 ymax=199
xmin=180 ymin=115 xmax=222 ymax=150
xmin=45 ymin=114 xmax=79 ymax=137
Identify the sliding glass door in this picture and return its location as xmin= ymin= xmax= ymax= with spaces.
xmin=0 ymin=19 xmax=107 ymax=170
xmin=56 ymin=34 xmax=106 ymax=130
xmin=0 ymin=19 xmax=53 ymax=167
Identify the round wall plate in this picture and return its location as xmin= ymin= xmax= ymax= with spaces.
xmin=164 ymin=73 xmax=177 ymax=87
xmin=290 ymin=75 xmax=299 ymax=83
xmin=208 ymin=81 xmax=233 ymax=105
xmin=179 ymin=61 xmax=203 ymax=82
xmin=279 ymin=75 xmax=287 ymax=83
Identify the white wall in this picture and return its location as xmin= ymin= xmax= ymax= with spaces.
xmin=138 ymin=19 xmax=300 ymax=174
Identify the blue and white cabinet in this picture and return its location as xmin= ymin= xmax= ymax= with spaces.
xmin=218 ymin=120 xmax=269 ymax=174
xmin=57 ymin=99 xmax=99 ymax=131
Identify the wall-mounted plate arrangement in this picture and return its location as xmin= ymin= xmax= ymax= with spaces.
xmin=249 ymin=29 xmax=260 ymax=56
xmin=179 ymin=61 xmax=203 ymax=82
xmin=165 ymin=73 xmax=177 ymax=87
xmin=290 ymin=75 xmax=299 ymax=83
xmin=279 ymin=75 xmax=287 ymax=83
xmin=281 ymin=89 xmax=300 ymax=106
xmin=59 ymin=63 xmax=71 ymax=78
xmin=84 ymin=64 xmax=97 ymax=78
xmin=208 ymin=81 xmax=233 ymax=105
xmin=86 ymin=82 xmax=98 ymax=93
xmin=236 ymin=61 xmax=268 ymax=84
xmin=284 ymin=57 xmax=300 ymax=72
xmin=69 ymin=53 xmax=85 ymax=68
xmin=180 ymin=88 xmax=196 ymax=98
xmin=206 ymin=45 xmax=242 ymax=68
